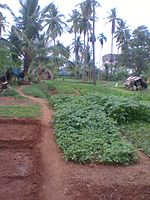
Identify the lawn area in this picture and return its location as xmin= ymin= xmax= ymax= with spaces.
xmin=0 ymin=104 xmax=41 ymax=118
xmin=0 ymin=88 xmax=41 ymax=118
xmin=47 ymin=79 xmax=150 ymax=101
xmin=22 ymin=79 xmax=150 ymax=101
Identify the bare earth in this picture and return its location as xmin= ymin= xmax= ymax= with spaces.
xmin=0 ymin=90 xmax=150 ymax=200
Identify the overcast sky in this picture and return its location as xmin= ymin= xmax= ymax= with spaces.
xmin=0 ymin=0 xmax=149 ymax=65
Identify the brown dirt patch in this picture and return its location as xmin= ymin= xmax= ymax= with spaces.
xmin=0 ymin=118 xmax=41 ymax=200
xmin=0 ymin=119 xmax=40 ymax=148
xmin=0 ymin=149 xmax=33 ymax=177
xmin=0 ymin=89 xmax=150 ymax=200
xmin=0 ymin=96 xmax=32 ymax=105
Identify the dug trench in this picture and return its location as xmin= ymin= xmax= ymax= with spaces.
xmin=0 ymin=118 xmax=41 ymax=200
xmin=0 ymin=89 xmax=150 ymax=200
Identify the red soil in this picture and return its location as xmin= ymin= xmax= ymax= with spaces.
xmin=0 ymin=118 xmax=41 ymax=200
xmin=0 ymin=89 xmax=149 ymax=200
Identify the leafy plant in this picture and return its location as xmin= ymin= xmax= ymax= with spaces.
xmin=49 ymin=95 xmax=138 ymax=164
xmin=120 ymin=122 xmax=150 ymax=156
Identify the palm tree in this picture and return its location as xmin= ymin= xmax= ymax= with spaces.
xmin=106 ymin=8 xmax=120 ymax=76
xmin=114 ymin=19 xmax=131 ymax=74
xmin=67 ymin=9 xmax=80 ymax=38
xmin=43 ymin=3 xmax=67 ymax=45
xmin=107 ymin=8 xmax=118 ymax=54
xmin=91 ymin=0 xmax=100 ymax=85
xmin=0 ymin=3 xmax=17 ymax=19
xmin=115 ymin=19 xmax=130 ymax=53
xmin=0 ymin=12 xmax=7 ymax=38
xmin=15 ymin=0 xmax=43 ymax=72
xmin=71 ymin=36 xmax=84 ymax=78
xmin=0 ymin=0 xmax=60 ymax=73
xmin=91 ymin=0 xmax=96 ymax=85
xmin=78 ymin=0 xmax=100 ymax=84
xmin=67 ymin=9 xmax=81 ymax=78
xmin=97 ymin=33 xmax=107 ymax=79
xmin=97 ymin=33 xmax=107 ymax=48
xmin=77 ymin=0 xmax=92 ymax=81
xmin=18 ymin=0 xmax=41 ymax=40
xmin=77 ymin=0 xmax=93 ymax=81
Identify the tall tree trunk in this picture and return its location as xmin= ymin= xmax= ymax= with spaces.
xmin=23 ymin=52 xmax=32 ymax=73
xmin=83 ymin=31 xmax=86 ymax=81
xmin=110 ymin=33 xmax=114 ymax=78
xmin=98 ymin=47 xmax=102 ymax=81
xmin=92 ymin=1 xmax=96 ymax=85
xmin=74 ymin=32 xmax=79 ymax=79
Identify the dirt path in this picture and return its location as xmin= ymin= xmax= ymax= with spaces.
xmin=17 ymin=87 xmax=67 ymax=200
xmin=16 ymin=87 xmax=150 ymax=200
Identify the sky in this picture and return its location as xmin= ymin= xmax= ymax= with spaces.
xmin=0 ymin=0 xmax=149 ymax=66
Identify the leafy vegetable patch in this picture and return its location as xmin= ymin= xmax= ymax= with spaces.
xmin=49 ymin=95 xmax=138 ymax=165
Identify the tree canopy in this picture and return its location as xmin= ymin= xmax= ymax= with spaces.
xmin=0 ymin=0 xmax=150 ymax=82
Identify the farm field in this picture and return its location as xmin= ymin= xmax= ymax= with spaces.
xmin=0 ymin=80 xmax=150 ymax=200
xmin=1 ymin=0 xmax=150 ymax=199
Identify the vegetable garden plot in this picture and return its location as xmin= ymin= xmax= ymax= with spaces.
xmin=49 ymin=95 xmax=139 ymax=164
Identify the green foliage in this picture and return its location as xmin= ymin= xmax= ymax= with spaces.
xmin=120 ymin=122 xmax=150 ymax=157
xmin=1 ymin=88 xmax=19 ymax=97
xmin=51 ymin=94 xmax=150 ymax=124
xmin=94 ymin=95 xmax=150 ymax=124
xmin=22 ymin=80 xmax=150 ymax=164
xmin=0 ymin=104 xmax=40 ymax=118
xmin=46 ymin=79 xmax=150 ymax=101
xmin=49 ymin=95 xmax=138 ymax=165
xmin=118 ymin=25 xmax=150 ymax=75
xmin=23 ymin=82 xmax=54 ymax=99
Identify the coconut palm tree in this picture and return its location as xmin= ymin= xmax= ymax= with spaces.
xmin=97 ymin=33 xmax=107 ymax=48
xmin=67 ymin=9 xmax=81 ymax=78
xmin=114 ymin=19 xmax=131 ymax=74
xmin=43 ymin=3 xmax=67 ymax=45
xmin=0 ymin=12 xmax=7 ymax=38
xmin=106 ymin=8 xmax=120 ymax=76
xmin=0 ymin=0 xmax=63 ymax=73
xmin=71 ymin=36 xmax=84 ymax=78
xmin=67 ymin=9 xmax=80 ymax=38
xmin=77 ymin=0 xmax=92 ymax=80
xmin=18 ymin=0 xmax=41 ymax=40
xmin=77 ymin=0 xmax=91 ymax=81
xmin=91 ymin=0 xmax=96 ymax=85
xmin=115 ymin=19 xmax=130 ymax=53
xmin=0 ymin=3 xmax=17 ymax=19
xmin=97 ymin=33 xmax=107 ymax=80
xmin=78 ymin=0 xmax=100 ymax=84
xmin=91 ymin=0 xmax=101 ymax=85
xmin=107 ymin=8 xmax=119 ymax=55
